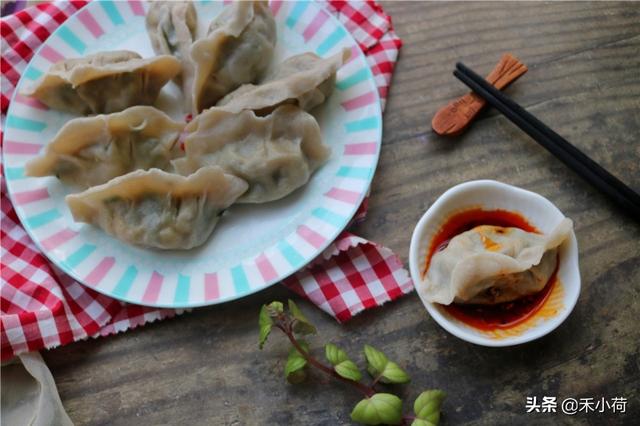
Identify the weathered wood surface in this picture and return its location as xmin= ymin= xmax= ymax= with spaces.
xmin=43 ymin=2 xmax=640 ymax=425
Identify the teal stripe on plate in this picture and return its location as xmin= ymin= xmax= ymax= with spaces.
xmin=316 ymin=27 xmax=347 ymax=56
xmin=345 ymin=116 xmax=380 ymax=133
xmin=286 ymin=1 xmax=309 ymax=28
xmin=63 ymin=244 xmax=96 ymax=268
xmin=5 ymin=167 xmax=25 ymax=180
xmin=312 ymin=208 xmax=345 ymax=228
xmin=231 ymin=265 xmax=250 ymax=295
xmin=57 ymin=27 xmax=86 ymax=54
xmin=24 ymin=67 xmax=43 ymax=81
xmin=337 ymin=166 xmax=371 ymax=179
xmin=25 ymin=209 xmax=61 ymax=229
xmin=112 ymin=266 xmax=138 ymax=298
xmin=174 ymin=274 xmax=190 ymax=304
xmin=100 ymin=1 xmax=124 ymax=25
xmin=6 ymin=116 xmax=46 ymax=132
xmin=336 ymin=68 xmax=369 ymax=91
xmin=277 ymin=241 xmax=305 ymax=268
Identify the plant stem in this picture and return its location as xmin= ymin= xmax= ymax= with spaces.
xmin=371 ymin=373 xmax=383 ymax=388
xmin=401 ymin=415 xmax=417 ymax=425
xmin=276 ymin=322 xmax=374 ymax=397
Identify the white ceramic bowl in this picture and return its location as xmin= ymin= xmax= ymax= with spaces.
xmin=409 ymin=180 xmax=580 ymax=347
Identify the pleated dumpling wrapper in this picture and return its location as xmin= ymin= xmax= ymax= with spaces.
xmin=190 ymin=0 xmax=276 ymax=113
xmin=218 ymin=49 xmax=350 ymax=115
xmin=20 ymin=51 xmax=180 ymax=114
xmin=25 ymin=106 xmax=184 ymax=188
xmin=66 ymin=167 xmax=248 ymax=250
xmin=422 ymin=218 xmax=573 ymax=305
xmin=172 ymin=104 xmax=330 ymax=204
xmin=146 ymin=0 xmax=198 ymax=111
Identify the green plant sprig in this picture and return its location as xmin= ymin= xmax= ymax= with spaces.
xmin=259 ymin=300 xmax=446 ymax=426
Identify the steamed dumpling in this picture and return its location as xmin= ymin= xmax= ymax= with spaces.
xmin=172 ymin=105 xmax=330 ymax=203
xmin=146 ymin=1 xmax=197 ymax=110
xmin=190 ymin=0 xmax=276 ymax=113
xmin=21 ymin=50 xmax=181 ymax=114
xmin=218 ymin=49 xmax=349 ymax=114
xmin=25 ymin=106 xmax=184 ymax=188
xmin=66 ymin=167 xmax=248 ymax=250
xmin=421 ymin=219 xmax=573 ymax=305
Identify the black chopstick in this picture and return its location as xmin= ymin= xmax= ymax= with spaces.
xmin=453 ymin=62 xmax=640 ymax=220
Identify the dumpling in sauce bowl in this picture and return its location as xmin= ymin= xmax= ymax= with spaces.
xmin=422 ymin=218 xmax=573 ymax=305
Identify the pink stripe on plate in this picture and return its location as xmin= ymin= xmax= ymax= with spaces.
xmin=344 ymin=142 xmax=377 ymax=155
xmin=142 ymin=271 xmax=163 ymax=304
xmin=4 ymin=141 xmax=41 ymax=155
xmin=14 ymin=94 xmax=48 ymax=110
xmin=270 ymin=0 xmax=283 ymax=16
xmin=77 ymin=9 xmax=104 ymax=38
xmin=39 ymin=45 xmax=64 ymax=63
xmin=347 ymin=45 xmax=361 ymax=63
xmin=41 ymin=228 xmax=78 ymax=250
xmin=341 ymin=91 xmax=377 ymax=111
xmin=204 ymin=273 xmax=219 ymax=300
xmin=297 ymin=225 xmax=326 ymax=249
xmin=303 ymin=11 xmax=329 ymax=41
xmin=128 ymin=0 xmax=145 ymax=16
xmin=84 ymin=257 xmax=115 ymax=286
xmin=13 ymin=188 xmax=49 ymax=205
xmin=325 ymin=187 xmax=361 ymax=204
xmin=256 ymin=253 xmax=277 ymax=282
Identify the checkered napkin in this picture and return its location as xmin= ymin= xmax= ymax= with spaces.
xmin=1 ymin=0 xmax=410 ymax=361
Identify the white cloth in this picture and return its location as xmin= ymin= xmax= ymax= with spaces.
xmin=1 ymin=352 xmax=73 ymax=426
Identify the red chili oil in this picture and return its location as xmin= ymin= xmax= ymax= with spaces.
xmin=424 ymin=208 xmax=559 ymax=331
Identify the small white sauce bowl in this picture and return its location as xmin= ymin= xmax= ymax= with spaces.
xmin=409 ymin=180 xmax=580 ymax=347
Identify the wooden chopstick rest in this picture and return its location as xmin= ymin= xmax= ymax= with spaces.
xmin=432 ymin=54 xmax=528 ymax=136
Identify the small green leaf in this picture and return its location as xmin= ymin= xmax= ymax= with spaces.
xmin=414 ymin=390 xmax=446 ymax=425
xmin=284 ymin=341 xmax=309 ymax=383
xmin=266 ymin=301 xmax=284 ymax=315
xmin=378 ymin=362 xmax=410 ymax=384
xmin=325 ymin=343 xmax=349 ymax=365
xmin=364 ymin=345 xmax=387 ymax=374
xmin=350 ymin=393 xmax=403 ymax=425
xmin=288 ymin=299 xmax=317 ymax=335
xmin=335 ymin=360 xmax=362 ymax=381
xmin=410 ymin=419 xmax=434 ymax=426
xmin=363 ymin=345 xmax=410 ymax=384
xmin=258 ymin=305 xmax=273 ymax=349
xmin=325 ymin=343 xmax=362 ymax=381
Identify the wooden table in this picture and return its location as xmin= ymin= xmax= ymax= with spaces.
xmin=43 ymin=2 xmax=640 ymax=425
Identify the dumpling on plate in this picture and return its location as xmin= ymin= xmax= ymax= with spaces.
xmin=20 ymin=51 xmax=181 ymax=114
xmin=172 ymin=105 xmax=330 ymax=204
xmin=218 ymin=48 xmax=350 ymax=115
xmin=422 ymin=219 xmax=573 ymax=305
xmin=190 ymin=0 xmax=276 ymax=113
xmin=146 ymin=1 xmax=198 ymax=111
xmin=25 ymin=106 xmax=184 ymax=188
xmin=66 ymin=167 xmax=248 ymax=250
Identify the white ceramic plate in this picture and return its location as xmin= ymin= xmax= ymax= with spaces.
xmin=409 ymin=180 xmax=581 ymax=347
xmin=3 ymin=1 xmax=382 ymax=307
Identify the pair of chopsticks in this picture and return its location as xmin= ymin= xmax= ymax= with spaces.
xmin=453 ymin=63 xmax=640 ymax=221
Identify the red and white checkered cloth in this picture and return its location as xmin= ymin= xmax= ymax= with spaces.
xmin=1 ymin=0 xmax=410 ymax=361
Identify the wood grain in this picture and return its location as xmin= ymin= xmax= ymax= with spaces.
xmin=42 ymin=2 xmax=640 ymax=425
